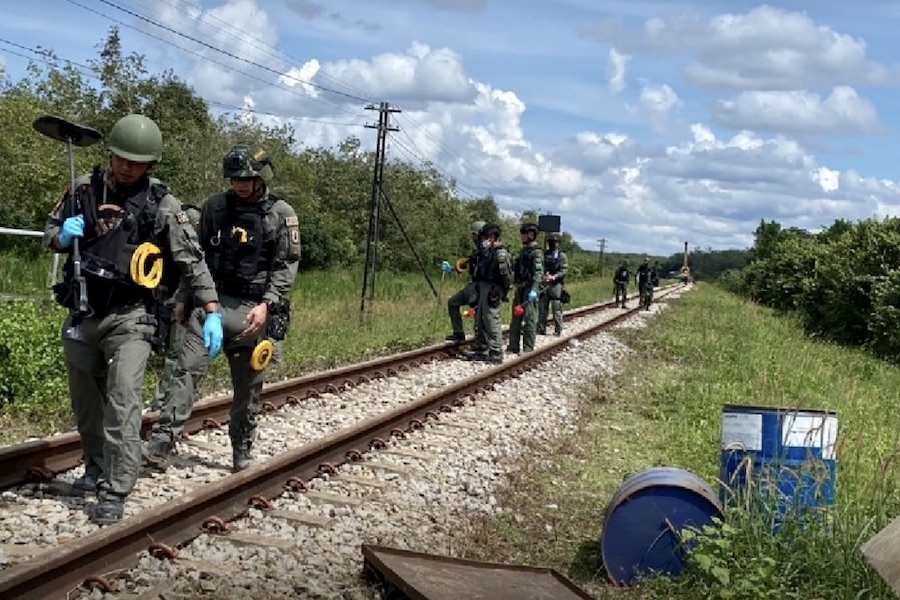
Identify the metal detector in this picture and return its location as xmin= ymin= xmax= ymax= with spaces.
xmin=32 ymin=115 xmax=103 ymax=340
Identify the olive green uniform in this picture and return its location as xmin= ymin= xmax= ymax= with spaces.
xmin=44 ymin=176 xmax=218 ymax=499
xmin=447 ymin=247 xmax=480 ymax=340
xmin=151 ymin=205 xmax=202 ymax=411
xmin=148 ymin=189 xmax=300 ymax=462
xmin=508 ymin=242 xmax=543 ymax=353
xmin=538 ymin=248 xmax=568 ymax=335
xmin=447 ymin=221 xmax=485 ymax=341
xmin=473 ymin=244 xmax=512 ymax=362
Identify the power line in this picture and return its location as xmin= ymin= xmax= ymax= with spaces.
xmin=124 ymin=0 xmax=378 ymax=105
xmin=0 ymin=36 xmax=367 ymax=132
xmin=63 ymin=0 xmax=364 ymax=118
xmin=96 ymin=0 xmax=372 ymax=104
xmin=117 ymin=0 xmax=500 ymax=192
xmin=75 ymin=0 xmax=501 ymax=202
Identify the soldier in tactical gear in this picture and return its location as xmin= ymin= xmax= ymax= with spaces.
xmin=507 ymin=223 xmax=543 ymax=354
xmin=443 ymin=220 xmax=485 ymax=342
xmin=43 ymin=114 xmax=223 ymax=525
xmin=151 ymin=204 xmax=202 ymax=411
xmin=537 ymin=232 xmax=568 ymax=336
xmin=145 ymin=143 xmax=300 ymax=473
xmin=636 ymin=256 xmax=653 ymax=310
xmin=613 ymin=260 xmax=630 ymax=308
xmin=465 ymin=223 xmax=511 ymax=364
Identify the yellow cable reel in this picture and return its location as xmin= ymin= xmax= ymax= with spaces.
xmin=130 ymin=242 xmax=164 ymax=289
xmin=455 ymin=257 xmax=469 ymax=273
xmin=251 ymin=338 xmax=275 ymax=371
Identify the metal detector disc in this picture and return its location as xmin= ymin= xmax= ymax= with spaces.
xmin=32 ymin=115 xmax=102 ymax=147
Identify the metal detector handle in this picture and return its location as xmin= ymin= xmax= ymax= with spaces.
xmin=66 ymin=135 xmax=91 ymax=319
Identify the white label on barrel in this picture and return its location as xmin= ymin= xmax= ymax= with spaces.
xmin=823 ymin=415 xmax=838 ymax=460
xmin=722 ymin=412 xmax=763 ymax=451
xmin=782 ymin=413 xmax=837 ymax=457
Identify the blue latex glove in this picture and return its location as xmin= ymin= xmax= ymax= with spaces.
xmin=203 ymin=312 xmax=224 ymax=359
xmin=528 ymin=289 xmax=538 ymax=303
xmin=58 ymin=215 xmax=85 ymax=248
xmin=440 ymin=260 xmax=453 ymax=274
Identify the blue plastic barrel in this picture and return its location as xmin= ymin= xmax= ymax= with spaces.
xmin=719 ymin=404 xmax=838 ymax=527
xmin=601 ymin=467 xmax=723 ymax=585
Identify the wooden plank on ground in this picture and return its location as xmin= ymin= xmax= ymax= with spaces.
xmin=861 ymin=514 xmax=900 ymax=597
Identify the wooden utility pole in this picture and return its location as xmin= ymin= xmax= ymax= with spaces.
xmin=360 ymin=102 xmax=400 ymax=318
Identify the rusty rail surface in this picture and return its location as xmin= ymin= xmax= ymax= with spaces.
xmin=0 ymin=287 xmax=681 ymax=600
xmin=0 ymin=297 xmax=630 ymax=490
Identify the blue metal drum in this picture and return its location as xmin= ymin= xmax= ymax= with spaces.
xmin=601 ymin=467 xmax=723 ymax=585
xmin=719 ymin=404 xmax=838 ymax=527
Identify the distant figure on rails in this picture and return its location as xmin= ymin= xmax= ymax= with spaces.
xmin=613 ymin=260 xmax=630 ymax=308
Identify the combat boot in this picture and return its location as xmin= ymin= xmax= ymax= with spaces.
xmin=92 ymin=493 xmax=125 ymax=525
xmin=72 ymin=472 xmax=98 ymax=494
xmin=142 ymin=439 xmax=174 ymax=471
xmin=445 ymin=332 xmax=465 ymax=342
xmin=463 ymin=349 xmax=488 ymax=361
xmin=233 ymin=447 xmax=254 ymax=473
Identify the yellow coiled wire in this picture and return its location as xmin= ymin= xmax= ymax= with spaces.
xmin=130 ymin=242 xmax=163 ymax=289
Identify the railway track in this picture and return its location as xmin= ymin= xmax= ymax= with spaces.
xmin=0 ymin=285 xmax=683 ymax=599
xmin=0 ymin=293 xmax=654 ymax=491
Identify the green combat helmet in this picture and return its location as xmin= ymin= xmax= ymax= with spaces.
xmin=107 ymin=114 xmax=163 ymax=163
xmin=223 ymin=144 xmax=275 ymax=183
xmin=471 ymin=220 xmax=486 ymax=235
xmin=182 ymin=204 xmax=202 ymax=228
xmin=547 ymin=232 xmax=561 ymax=242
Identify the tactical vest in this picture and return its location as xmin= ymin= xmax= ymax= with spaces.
xmin=486 ymin=245 xmax=512 ymax=291
xmin=544 ymin=249 xmax=564 ymax=283
xmin=515 ymin=246 xmax=541 ymax=284
xmin=57 ymin=168 xmax=177 ymax=315
xmin=614 ymin=267 xmax=629 ymax=283
xmin=205 ymin=192 xmax=278 ymax=300
xmin=467 ymin=248 xmax=480 ymax=279
xmin=637 ymin=265 xmax=652 ymax=285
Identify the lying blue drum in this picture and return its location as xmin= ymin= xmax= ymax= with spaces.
xmin=601 ymin=467 xmax=723 ymax=585
xmin=719 ymin=404 xmax=838 ymax=529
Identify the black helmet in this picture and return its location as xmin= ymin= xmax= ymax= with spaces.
xmin=547 ymin=232 xmax=561 ymax=242
xmin=481 ymin=223 xmax=501 ymax=238
xmin=223 ymin=144 xmax=275 ymax=182
xmin=519 ymin=222 xmax=539 ymax=235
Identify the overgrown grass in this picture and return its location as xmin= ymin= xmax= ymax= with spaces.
xmin=458 ymin=284 xmax=898 ymax=599
xmin=0 ymin=261 xmax=618 ymax=445
xmin=0 ymin=249 xmax=58 ymax=298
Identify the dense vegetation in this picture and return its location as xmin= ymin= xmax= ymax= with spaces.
xmin=721 ymin=217 xmax=900 ymax=362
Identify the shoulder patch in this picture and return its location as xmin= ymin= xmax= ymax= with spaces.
xmin=285 ymin=216 xmax=299 ymax=227
xmin=175 ymin=211 xmax=190 ymax=224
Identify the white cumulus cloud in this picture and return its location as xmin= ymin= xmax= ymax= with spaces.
xmin=711 ymin=86 xmax=880 ymax=136
xmin=580 ymin=5 xmax=900 ymax=90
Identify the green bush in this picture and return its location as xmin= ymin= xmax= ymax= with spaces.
xmin=735 ymin=217 xmax=900 ymax=362
xmin=0 ymin=299 xmax=68 ymax=411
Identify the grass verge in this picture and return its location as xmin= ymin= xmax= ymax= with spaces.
xmin=457 ymin=283 xmax=898 ymax=600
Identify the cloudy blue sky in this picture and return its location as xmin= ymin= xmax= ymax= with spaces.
xmin=3 ymin=0 xmax=900 ymax=255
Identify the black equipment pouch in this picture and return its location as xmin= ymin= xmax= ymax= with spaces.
xmin=52 ymin=282 xmax=75 ymax=310
xmin=560 ymin=288 xmax=571 ymax=304
xmin=147 ymin=302 xmax=173 ymax=354
xmin=266 ymin=299 xmax=292 ymax=341
xmin=487 ymin=284 xmax=503 ymax=309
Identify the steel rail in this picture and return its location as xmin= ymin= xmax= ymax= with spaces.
xmin=0 ymin=297 xmax=633 ymax=489
xmin=0 ymin=286 xmax=681 ymax=600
